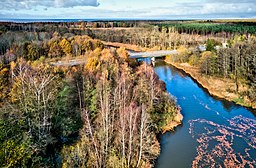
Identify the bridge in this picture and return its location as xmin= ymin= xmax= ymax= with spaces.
xmin=51 ymin=50 xmax=178 ymax=66
xmin=128 ymin=50 xmax=178 ymax=59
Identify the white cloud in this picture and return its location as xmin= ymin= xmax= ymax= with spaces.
xmin=0 ymin=0 xmax=255 ymax=19
xmin=131 ymin=2 xmax=256 ymax=18
xmin=0 ymin=0 xmax=100 ymax=10
xmin=205 ymin=0 xmax=255 ymax=3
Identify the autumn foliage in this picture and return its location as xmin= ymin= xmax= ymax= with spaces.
xmin=0 ymin=35 xmax=179 ymax=167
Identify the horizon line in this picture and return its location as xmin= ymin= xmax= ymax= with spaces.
xmin=1 ymin=17 xmax=256 ymax=23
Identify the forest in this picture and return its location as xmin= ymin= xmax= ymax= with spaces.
xmin=87 ymin=20 xmax=256 ymax=108
xmin=157 ymin=21 xmax=256 ymax=35
xmin=0 ymin=19 xmax=256 ymax=167
xmin=0 ymin=26 xmax=180 ymax=167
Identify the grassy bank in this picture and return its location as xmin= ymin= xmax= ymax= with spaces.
xmin=165 ymin=60 xmax=256 ymax=110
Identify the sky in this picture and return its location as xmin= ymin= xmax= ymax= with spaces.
xmin=0 ymin=0 xmax=256 ymax=19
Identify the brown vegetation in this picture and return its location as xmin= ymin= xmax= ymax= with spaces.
xmin=189 ymin=116 xmax=256 ymax=167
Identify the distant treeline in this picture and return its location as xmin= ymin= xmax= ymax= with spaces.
xmin=156 ymin=22 xmax=256 ymax=35
xmin=0 ymin=20 xmax=145 ymax=32
xmin=2 ymin=20 xmax=256 ymax=35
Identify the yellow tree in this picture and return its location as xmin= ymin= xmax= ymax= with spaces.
xmin=0 ymin=65 xmax=9 ymax=103
xmin=60 ymin=38 xmax=72 ymax=56
xmin=48 ymin=40 xmax=63 ymax=58
xmin=177 ymin=46 xmax=190 ymax=63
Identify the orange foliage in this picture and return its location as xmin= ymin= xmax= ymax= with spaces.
xmin=60 ymin=38 xmax=72 ymax=55
xmin=117 ymin=47 xmax=128 ymax=60
xmin=101 ymin=49 xmax=114 ymax=62
xmin=85 ymin=57 xmax=99 ymax=73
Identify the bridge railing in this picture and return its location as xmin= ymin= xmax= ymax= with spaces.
xmin=128 ymin=50 xmax=178 ymax=58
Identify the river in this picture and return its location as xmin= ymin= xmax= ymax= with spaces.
xmin=141 ymin=60 xmax=256 ymax=168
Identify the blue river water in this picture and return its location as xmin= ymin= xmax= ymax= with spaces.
xmin=148 ymin=61 xmax=256 ymax=168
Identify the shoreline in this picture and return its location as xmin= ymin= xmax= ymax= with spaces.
xmin=162 ymin=108 xmax=183 ymax=133
xmin=165 ymin=60 xmax=256 ymax=110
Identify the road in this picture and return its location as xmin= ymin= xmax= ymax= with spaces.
xmin=128 ymin=50 xmax=178 ymax=59
xmin=51 ymin=60 xmax=86 ymax=66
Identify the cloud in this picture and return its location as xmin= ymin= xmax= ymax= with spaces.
xmin=205 ymin=0 xmax=255 ymax=3
xmin=54 ymin=0 xmax=100 ymax=8
xmin=136 ymin=2 xmax=256 ymax=18
xmin=0 ymin=0 xmax=255 ymax=19
xmin=0 ymin=0 xmax=100 ymax=10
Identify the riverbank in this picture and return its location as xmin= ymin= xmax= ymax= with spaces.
xmin=162 ymin=109 xmax=183 ymax=133
xmin=165 ymin=60 xmax=256 ymax=109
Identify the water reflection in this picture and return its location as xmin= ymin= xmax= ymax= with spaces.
xmin=220 ymin=100 xmax=236 ymax=112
